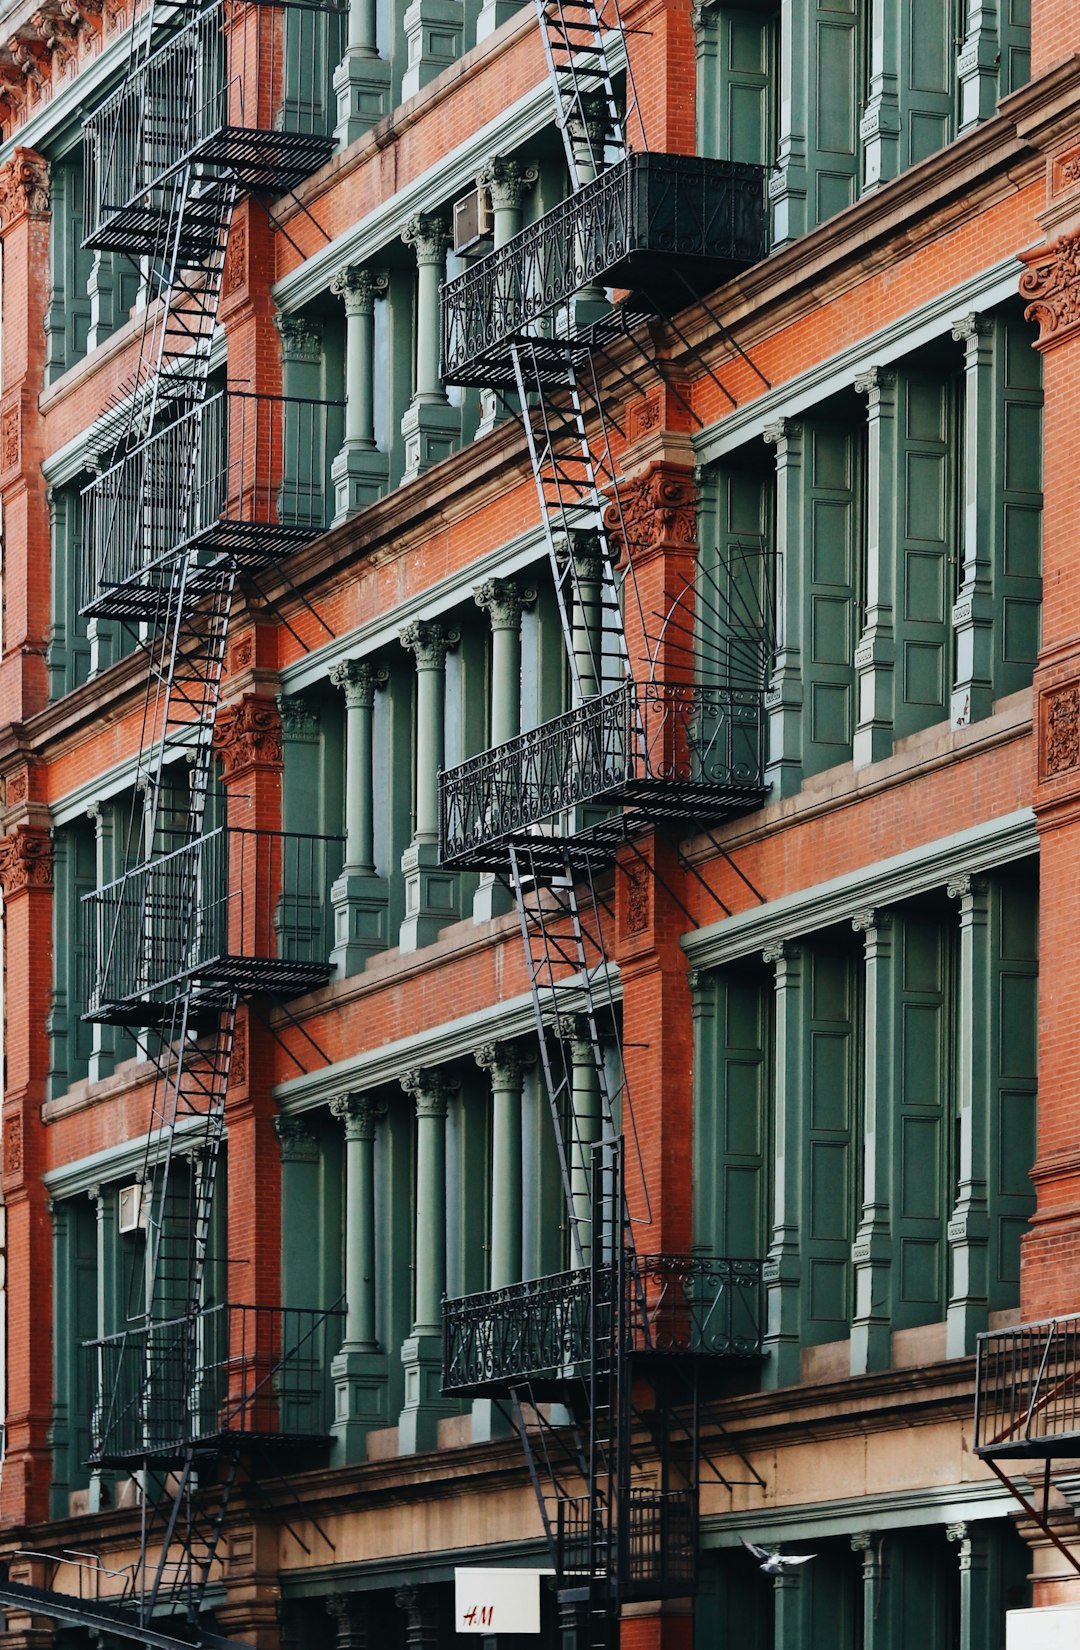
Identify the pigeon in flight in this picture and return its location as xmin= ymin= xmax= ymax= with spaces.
xmin=741 ymin=1539 xmax=816 ymax=1575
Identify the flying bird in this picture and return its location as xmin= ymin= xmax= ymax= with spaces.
xmin=741 ymin=1539 xmax=817 ymax=1575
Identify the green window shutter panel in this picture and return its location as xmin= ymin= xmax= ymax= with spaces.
xmin=46 ymin=160 xmax=93 ymax=384
xmin=811 ymin=0 xmax=862 ymax=224
xmin=804 ymin=421 xmax=858 ymax=773
xmin=693 ymin=967 xmax=770 ymax=1263
xmin=988 ymin=873 xmax=1038 ymax=1306
xmin=893 ymin=911 xmax=952 ymax=1329
xmin=898 ymin=0 xmax=958 ymax=169
xmin=708 ymin=7 xmax=776 ymax=166
xmin=894 ymin=372 xmax=958 ymax=739
xmin=996 ymin=315 xmax=1043 ymax=697
xmin=802 ymin=940 xmax=857 ymax=1341
xmin=999 ymin=0 xmax=1031 ymax=97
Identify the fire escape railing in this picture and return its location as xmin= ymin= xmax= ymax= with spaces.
xmin=439 ymin=682 xmax=766 ymax=869
xmin=82 ymin=827 xmax=343 ymax=1022
xmin=84 ymin=0 xmax=341 ymax=252
xmin=441 ymin=153 xmax=766 ymax=385
xmin=85 ymin=1302 xmax=345 ymax=1467
xmin=442 ymin=1255 xmax=765 ymax=1396
xmin=81 ymin=390 xmax=343 ymax=619
xmin=975 ymin=1314 xmax=1080 ymax=1458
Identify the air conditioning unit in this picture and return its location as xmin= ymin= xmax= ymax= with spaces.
xmin=453 ymin=188 xmax=494 ymax=256
xmin=118 ymin=1183 xmax=145 ymax=1234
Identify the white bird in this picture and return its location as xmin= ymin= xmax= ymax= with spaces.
xmin=741 ymin=1539 xmax=817 ymax=1575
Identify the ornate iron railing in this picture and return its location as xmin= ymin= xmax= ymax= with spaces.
xmin=441 ymin=153 xmax=766 ymax=383
xmin=556 ymin=1487 xmax=696 ymax=1598
xmin=439 ymin=681 xmax=765 ymax=868
xmin=82 ymin=390 xmax=343 ymax=620
xmin=85 ymin=1302 xmax=343 ymax=1466
xmin=84 ymin=0 xmax=344 ymax=252
xmin=442 ymin=1254 xmax=764 ymax=1395
xmin=975 ymin=1314 xmax=1080 ymax=1458
xmin=82 ymin=826 xmax=343 ymax=1023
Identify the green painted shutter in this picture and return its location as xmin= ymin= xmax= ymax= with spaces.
xmin=51 ymin=1197 xmax=98 ymax=1515
xmin=894 ymin=373 xmax=958 ymax=740
xmin=898 ymin=0 xmax=959 ymax=169
xmin=46 ymin=160 xmax=93 ymax=382
xmin=802 ymin=939 xmax=857 ymax=1340
xmin=996 ymin=316 xmax=1042 ymax=699
xmin=810 ymin=0 xmax=863 ymax=225
xmin=695 ymin=967 xmax=771 ymax=1262
xmin=998 ymin=0 xmax=1031 ymax=97
xmin=989 ymin=873 xmax=1037 ymax=1308
xmin=803 ymin=421 xmax=858 ymax=774
xmin=705 ymin=7 xmax=776 ymax=165
xmin=893 ymin=911 xmax=952 ymax=1329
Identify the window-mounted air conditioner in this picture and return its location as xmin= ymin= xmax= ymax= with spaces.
xmin=453 ymin=188 xmax=494 ymax=256
xmin=118 ymin=1183 xmax=145 ymax=1234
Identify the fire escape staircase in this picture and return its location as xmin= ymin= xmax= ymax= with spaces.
xmin=8 ymin=0 xmax=348 ymax=1641
xmin=439 ymin=13 xmax=769 ymax=1642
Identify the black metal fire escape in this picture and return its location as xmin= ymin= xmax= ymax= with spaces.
xmin=1 ymin=2 xmax=346 ymax=1642
xmin=439 ymin=5 xmax=770 ymax=1645
xmin=974 ymin=1316 xmax=1080 ymax=1579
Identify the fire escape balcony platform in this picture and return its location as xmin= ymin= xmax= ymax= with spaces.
xmin=84 ymin=1301 xmax=343 ymax=1469
xmin=441 ymin=153 xmax=766 ymax=387
xmin=83 ymin=0 xmax=343 ymax=255
xmin=82 ymin=390 xmax=342 ymax=622
xmin=82 ymin=826 xmax=343 ymax=1026
xmin=975 ymin=1313 xmax=1080 ymax=1459
xmin=439 ymin=681 xmax=765 ymax=873
xmin=442 ymin=1254 xmax=765 ymax=1399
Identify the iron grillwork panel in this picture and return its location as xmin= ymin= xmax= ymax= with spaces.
xmin=82 ymin=391 xmax=342 ymax=621
xmin=441 ymin=153 xmax=766 ymax=385
xmin=85 ymin=1302 xmax=343 ymax=1467
xmin=82 ymin=826 xmax=343 ymax=1024
xmin=439 ymin=681 xmax=765 ymax=870
xmin=556 ymin=1487 xmax=696 ymax=1601
xmin=975 ymin=1314 xmax=1080 ymax=1458
xmin=442 ymin=1254 xmax=764 ymax=1396
xmin=84 ymin=0 xmax=343 ymax=254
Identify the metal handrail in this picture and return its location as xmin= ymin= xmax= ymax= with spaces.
xmin=975 ymin=1313 xmax=1080 ymax=1456
xmin=441 ymin=153 xmax=766 ymax=381
xmin=439 ymin=680 xmax=766 ymax=863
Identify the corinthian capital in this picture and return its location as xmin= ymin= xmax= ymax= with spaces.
xmin=399 ymin=619 xmax=460 ymax=669
xmin=329 ymin=657 xmax=389 ymax=708
xmin=401 ymin=214 xmax=450 ymax=265
xmin=330 ymin=264 xmax=389 ymax=317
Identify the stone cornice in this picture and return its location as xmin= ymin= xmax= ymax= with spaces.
xmin=683 ymin=809 xmax=1037 ymax=972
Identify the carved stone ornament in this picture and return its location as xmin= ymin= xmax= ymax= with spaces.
xmin=212 ymin=695 xmax=284 ymax=779
xmin=0 ymin=401 xmax=19 ymax=472
xmin=1020 ymin=234 xmax=1080 ymax=347
xmin=5 ymin=1111 xmax=23 ymax=1178
xmin=604 ymin=463 xmax=697 ymax=560
xmin=1042 ymin=682 xmax=1080 ymax=778
xmin=223 ymin=220 xmax=246 ymax=294
xmin=0 ymin=148 xmax=48 ymax=226
xmin=624 ymin=863 xmax=650 ymax=934
xmin=0 ymin=824 xmax=52 ymax=894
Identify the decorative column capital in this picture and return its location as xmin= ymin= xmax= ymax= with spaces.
xmin=476 ymin=156 xmax=538 ymax=212
xmin=762 ymin=417 xmax=803 ymax=452
xmin=0 ymin=146 xmax=49 ymax=226
xmin=851 ymin=907 xmax=890 ymax=935
xmin=604 ymin=462 xmax=698 ymax=560
xmin=853 ymin=367 xmax=897 ymax=404
xmin=330 ymin=264 xmax=389 ymax=317
xmin=1020 ymin=233 xmax=1080 ymax=348
xmin=762 ymin=938 xmax=799 ymax=967
xmin=475 ymin=1040 xmax=529 ymax=1086
xmin=951 ymin=312 xmax=994 ymax=349
xmin=329 ymin=1092 xmax=386 ymax=1141
xmin=327 ymin=1592 xmax=369 ymax=1646
xmin=211 ymin=695 xmax=283 ymax=779
xmin=329 ymin=657 xmax=389 ymax=708
xmin=274 ymin=312 xmax=323 ymax=364
xmin=474 ymin=576 xmax=536 ymax=630
xmin=277 ymin=693 xmax=320 ymax=743
xmin=399 ymin=619 xmax=460 ymax=669
xmin=946 ymin=873 xmax=988 ymax=903
xmin=850 ymin=1531 xmax=874 ymax=1555
xmin=273 ymin=1115 xmax=320 ymax=1163
xmin=0 ymin=824 xmax=52 ymax=893
xmin=401 ymin=215 xmax=450 ymax=265
xmin=400 ymin=1068 xmax=457 ymax=1116
xmin=554 ymin=1013 xmax=595 ymax=1062
xmin=553 ymin=528 xmax=604 ymax=583
xmin=567 ymin=93 xmax=611 ymax=156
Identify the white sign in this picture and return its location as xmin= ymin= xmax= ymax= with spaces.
xmin=1007 ymin=1604 xmax=1080 ymax=1649
xmin=454 ymin=1568 xmax=551 ymax=1635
